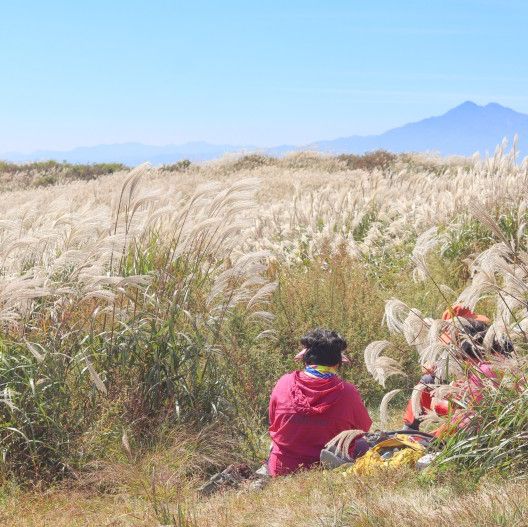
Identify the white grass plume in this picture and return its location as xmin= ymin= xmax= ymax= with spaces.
xmin=364 ymin=340 xmax=405 ymax=386
xmin=379 ymin=389 xmax=402 ymax=429
xmin=384 ymin=299 xmax=410 ymax=334
xmin=84 ymin=357 xmax=108 ymax=395
xmin=325 ymin=429 xmax=366 ymax=458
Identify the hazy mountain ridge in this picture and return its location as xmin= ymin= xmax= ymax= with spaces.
xmin=3 ymin=102 xmax=527 ymax=165
xmin=306 ymin=101 xmax=527 ymax=156
xmin=2 ymin=141 xmax=254 ymax=166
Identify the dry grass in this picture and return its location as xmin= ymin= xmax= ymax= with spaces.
xmin=0 ymin=149 xmax=525 ymax=295
xmin=0 ymin=161 xmax=127 ymax=191
xmin=0 ymin=491 xmax=151 ymax=527
xmin=199 ymin=470 xmax=528 ymax=527
xmin=2 ymin=469 xmax=526 ymax=527
xmin=1 ymin=149 xmax=527 ymax=524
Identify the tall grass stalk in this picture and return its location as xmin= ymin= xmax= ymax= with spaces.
xmin=0 ymin=148 xmax=527 ymax=481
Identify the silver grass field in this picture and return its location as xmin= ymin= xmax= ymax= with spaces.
xmin=0 ymin=147 xmax=527 ymax=526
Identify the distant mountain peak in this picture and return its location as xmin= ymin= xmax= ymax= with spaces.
xmin=446 ymin=100 xmax=481 ymax=115
xmin=303 ymin=101 xmax=528 ymax=158
xmin=460 ymin=100 xmax=479 ymax=108
xmin=448 ymin=101 xmax=515 ymax=114
xmin=2 ymin=101 xmax=527 ymax=164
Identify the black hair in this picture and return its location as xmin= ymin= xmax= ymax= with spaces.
xmin=457 ymin=318 xmax=513 ymax=360
xmin=300 ymin=328 xmax=347 ymax=366
xmin=457 ymin=319 xmax=487 ymax=360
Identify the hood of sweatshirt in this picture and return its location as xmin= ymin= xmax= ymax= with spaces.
xmin=289 ymin=370 xmax=345 ymax=415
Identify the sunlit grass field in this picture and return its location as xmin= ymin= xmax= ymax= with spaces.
xmin=0 ymin=148 xmax=527 ymax=525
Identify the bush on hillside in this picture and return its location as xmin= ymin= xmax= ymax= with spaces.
xmin=162 ymin=159 xmax=192 ymax=172
xmin=0 ymin=160 xmax=128 ymax=190
xmin=337 ymin=150 xmax=397 ymax=171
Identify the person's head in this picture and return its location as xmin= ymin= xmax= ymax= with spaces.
xmin=453 ymin=318 xmax=513 ymax=362
xmin=300 ymin=328 xmax=347 ymax=366
xmin=456 ymin=318 xmax=488 ymax=361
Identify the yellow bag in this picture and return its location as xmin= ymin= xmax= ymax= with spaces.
xmin=343 ymin=434 xmax=426 ymax=476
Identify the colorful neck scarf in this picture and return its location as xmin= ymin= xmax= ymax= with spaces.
xmin=304 ymin=364 xmax=338 ymax=379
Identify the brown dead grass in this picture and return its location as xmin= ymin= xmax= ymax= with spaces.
xmin=199 ymin=469 xmax=528 ymax=527
xmin=0 ymin=491 xmax=151 ymax=526
xmin=2 ymin=468 xmax=526 ymax=527
xmin=1 ymin=410 xmax=522 ymax=527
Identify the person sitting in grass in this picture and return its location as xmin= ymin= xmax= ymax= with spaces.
xmin=403 ymin=305 xmax=513 ymax=435
xmin=267 ymin=328 xmax=372 ymax=476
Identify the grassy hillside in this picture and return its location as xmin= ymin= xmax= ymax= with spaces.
xmin=0 ymin=148 xmax=526 ymax=524
xmin=0 ymin=160 xmax=128 ymax=191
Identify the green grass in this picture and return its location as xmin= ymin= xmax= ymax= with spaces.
xmin=0 ymin=217 xmax=521 ymax=482
xmin=0 ymin=154 xmax=526 ymax=527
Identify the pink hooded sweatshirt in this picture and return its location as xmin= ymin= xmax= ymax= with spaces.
xmin=268 ymin=371 xmax=372 ymax=476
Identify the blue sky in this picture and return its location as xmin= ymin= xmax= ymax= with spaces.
xmin=1 ymin=0 xmax=527 ymax=152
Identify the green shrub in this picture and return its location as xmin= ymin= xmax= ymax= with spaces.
xmin=162 ymin=160 xmax=192 ymax=172
xmin=437 ymin=381 xmax=528 ymax=477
